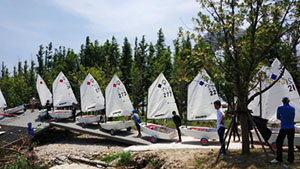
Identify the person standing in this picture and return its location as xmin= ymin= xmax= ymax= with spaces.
xmin=46 ymin=100 xmax=51 ymax=119
xmin=214 ymin=100 xmax=226 ymax=156
xmin=172 ymin=111 xmax=182 ymax=143
xmin=132 ymin=109 xmax=142 ymax=137
xmin=31 ymin=97 xmax=35 ymax=112
xmin=271 ymin=97 xmax=295 ymax=164
xmin=71 ymin=102 xmax=76 ymax=122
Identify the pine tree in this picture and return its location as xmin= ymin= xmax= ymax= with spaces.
xmin=120 ymin=37 xmax=133 ymax=93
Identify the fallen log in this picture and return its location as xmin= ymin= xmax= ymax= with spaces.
xmin=68 ymin=155 xmax=115 ymax=168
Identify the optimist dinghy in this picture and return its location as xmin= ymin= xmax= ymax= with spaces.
xmin=36 ymin=74 xmax=52 ymax=118
xmin=248 ymin=58 xmax=300 ymax=150
xmin=77 ymin=73 xmax=105 ymax=127
xmin=50 ymin=72 xmax=78 ymax=121
xmin=0 ymin=90 xmax=25 ymax=114
xmin=140 ymin=73 xmax=178 ymax=143
xmin=180 ymin=70 xmax=220 ymax=145
xmin=100 ymin=75 xmax=134 ymax=135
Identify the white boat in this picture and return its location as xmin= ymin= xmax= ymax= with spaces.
xmin=248 ymin=59 xmax=300 ymax=150
xmin=4 ymin=104 xmax=25 ymax=114
xmin=50 ymin=72 xmax=78 ymax=120
xmin=141 ymin=73 xmax=178 ymax=143
xmin=36 ymin=74 xmax=52 ymax=118
xmin=180 ymin=70 xmax=220 ymax=145
xmin=77 ymin=73 xmax=105 ymax=127
xmin=100 ymin=75 xmax=134 ymax=134
xmin=0 ymin=89 xmax=25 ymax=115
xmin=100 ymin=121 xmax=135 ymax=135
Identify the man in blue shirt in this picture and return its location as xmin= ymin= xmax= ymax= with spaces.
xmin=132 ymin=109 xmax=142 ymax=137
xmin=271 ymin=97 xmax=295 ymax=164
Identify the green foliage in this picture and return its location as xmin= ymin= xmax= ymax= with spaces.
xmin=149 ymin=159 xmax=163 ymax=169
xmin=3 ymin=155 xmax=45 ymax=169
xmin=116 ymin=152 xmax=131 ymax=167
xmin=101 ymin=153 xmax=120 ymax=164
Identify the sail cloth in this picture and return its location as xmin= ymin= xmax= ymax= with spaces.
xmin=105 ymin=75 xmax=133 ymax=117
xmin=36 ymin=74 xmax=52 ymax=106
xmin=80 ymin=73 xmax=105 ymax=112
xmin=52 ymin=72 xmax=78 ymax=107
xmin=187 ymin=70 xmax=219 ymax=121
xmin=147 ymin=73 xmax=178 ymax=119
xmin=0 ymin=89 xmax=7 ymax=109
xmin=248 ymin=58 xmax=300 ymax=123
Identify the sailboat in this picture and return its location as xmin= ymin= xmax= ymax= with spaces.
xmin=0 ymin=89 xmax=25 ymax=115
xmin=49 ymin=72 xmax=78 ymax=121
xmin=249 ymin=58 xmax=300 ymax=122
xmin=140 ymin=73 xmax=178 ymax=143
xmin=248 ymin=58 xmax=300 ymax=150
xmin=180 ymin=70 xmax=220 ymax=145
xmin=100 ymin=75 xmax=134 ymax=135
xmin=36 ymin=74 xmax=52 ymax=117
xmin=77 ymin=73 xmax=105 ymax=127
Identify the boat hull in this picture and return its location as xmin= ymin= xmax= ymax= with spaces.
xmin=4 ymin=105 xmax=25 ymax=114
xmin=49 ymin=110 xmax=72 ymax=119
xmin=77 ymin=115 xmax=101 ymax=124
xmin=140 ymin=123 xmax=177 ymax=141
xmin=100 ymin=120 xmax=134 ymax=131
xmin=39 ymin=109 xmax=47 ymax=118
xmin=180 ymin=126 xmax=219 ymax=140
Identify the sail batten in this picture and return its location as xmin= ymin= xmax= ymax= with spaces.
xmin=80 ymin=73 xmax=105 ymax=112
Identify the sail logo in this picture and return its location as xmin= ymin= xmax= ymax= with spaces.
xmin=199 ymin=81 xmax=204 ymax=86
xmin=40 ymin=81 xmax=43 ymax=84
xmin=154 ymin=113 xmax=165 ymax=117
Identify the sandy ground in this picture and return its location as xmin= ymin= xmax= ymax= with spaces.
xmin=124 ymin=136 xmax=242 ymax=152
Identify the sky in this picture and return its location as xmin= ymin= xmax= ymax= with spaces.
xmin=0 ymin=0 xmax=200 ymax=70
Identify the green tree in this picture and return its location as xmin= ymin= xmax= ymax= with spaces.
xmin=120 ymin=37 xmax=133 ymax=93
xmin=194 ymin=0 xmax=300 ymax=154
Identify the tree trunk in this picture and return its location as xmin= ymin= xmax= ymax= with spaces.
xmin=239 ymin=111 xmax=249 ymax=154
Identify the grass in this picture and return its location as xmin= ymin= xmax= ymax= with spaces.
xmin=100 ymin=152 xmax=132 ymax=166
xmin=3 ymin=155 xmax=47 ymax=169
xmin=194 ymin=149 xmax=300 ymax=169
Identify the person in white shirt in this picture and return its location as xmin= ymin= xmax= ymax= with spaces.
xmin=214 ymin=100 xmax=226 ymax=155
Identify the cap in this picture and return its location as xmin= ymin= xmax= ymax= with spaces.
xmin=132 ymin=109 xmax=137 ymax=113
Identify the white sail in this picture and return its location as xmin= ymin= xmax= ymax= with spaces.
xmin=147 ymin=73 xmax=178 ymax=119
xmin=105 ymin=75 xmax=133 ymax=117
xmin=187 ymin=70 xmax=219 ymax=121
xmin=80 ymin=73 xmax=105 ymax=112
xmin=248 ymin=58 xmax=300 ymax=123
xmin=0 ymin=89 xmax=7 ymax=109
xmin=52 ymin=72 xmax=78 ymax=107
xmin=36 ymin=74 xmax=52 ymax=106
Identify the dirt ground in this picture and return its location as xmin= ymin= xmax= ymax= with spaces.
xmin=32 ymin=128 xmax=300 ymax=169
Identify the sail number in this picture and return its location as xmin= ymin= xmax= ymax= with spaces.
xmin=287 ymin=78 xmax=296 ymax=92
xmin=162 ymin=87 xmax=172 ymax=98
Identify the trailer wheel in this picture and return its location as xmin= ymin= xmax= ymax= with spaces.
xmin=271 ymin=142 xmax=277 ymax=152
xmin=81 ymin=123 xmax=86 ymax=128
xmin=110 ymin=129 xmax=116 ymax=135
xmin=127 ymin=127 xmax=131 ymax=131
xmin=151 ymin=135 xmax=158 ymax=143
xmin=296 ymin=146 xmax=300 ymax=151
xmin=200 ymin=137 xmax=209 ymax=146
xmin=55 ymin=118 xmax=59 ymax=122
